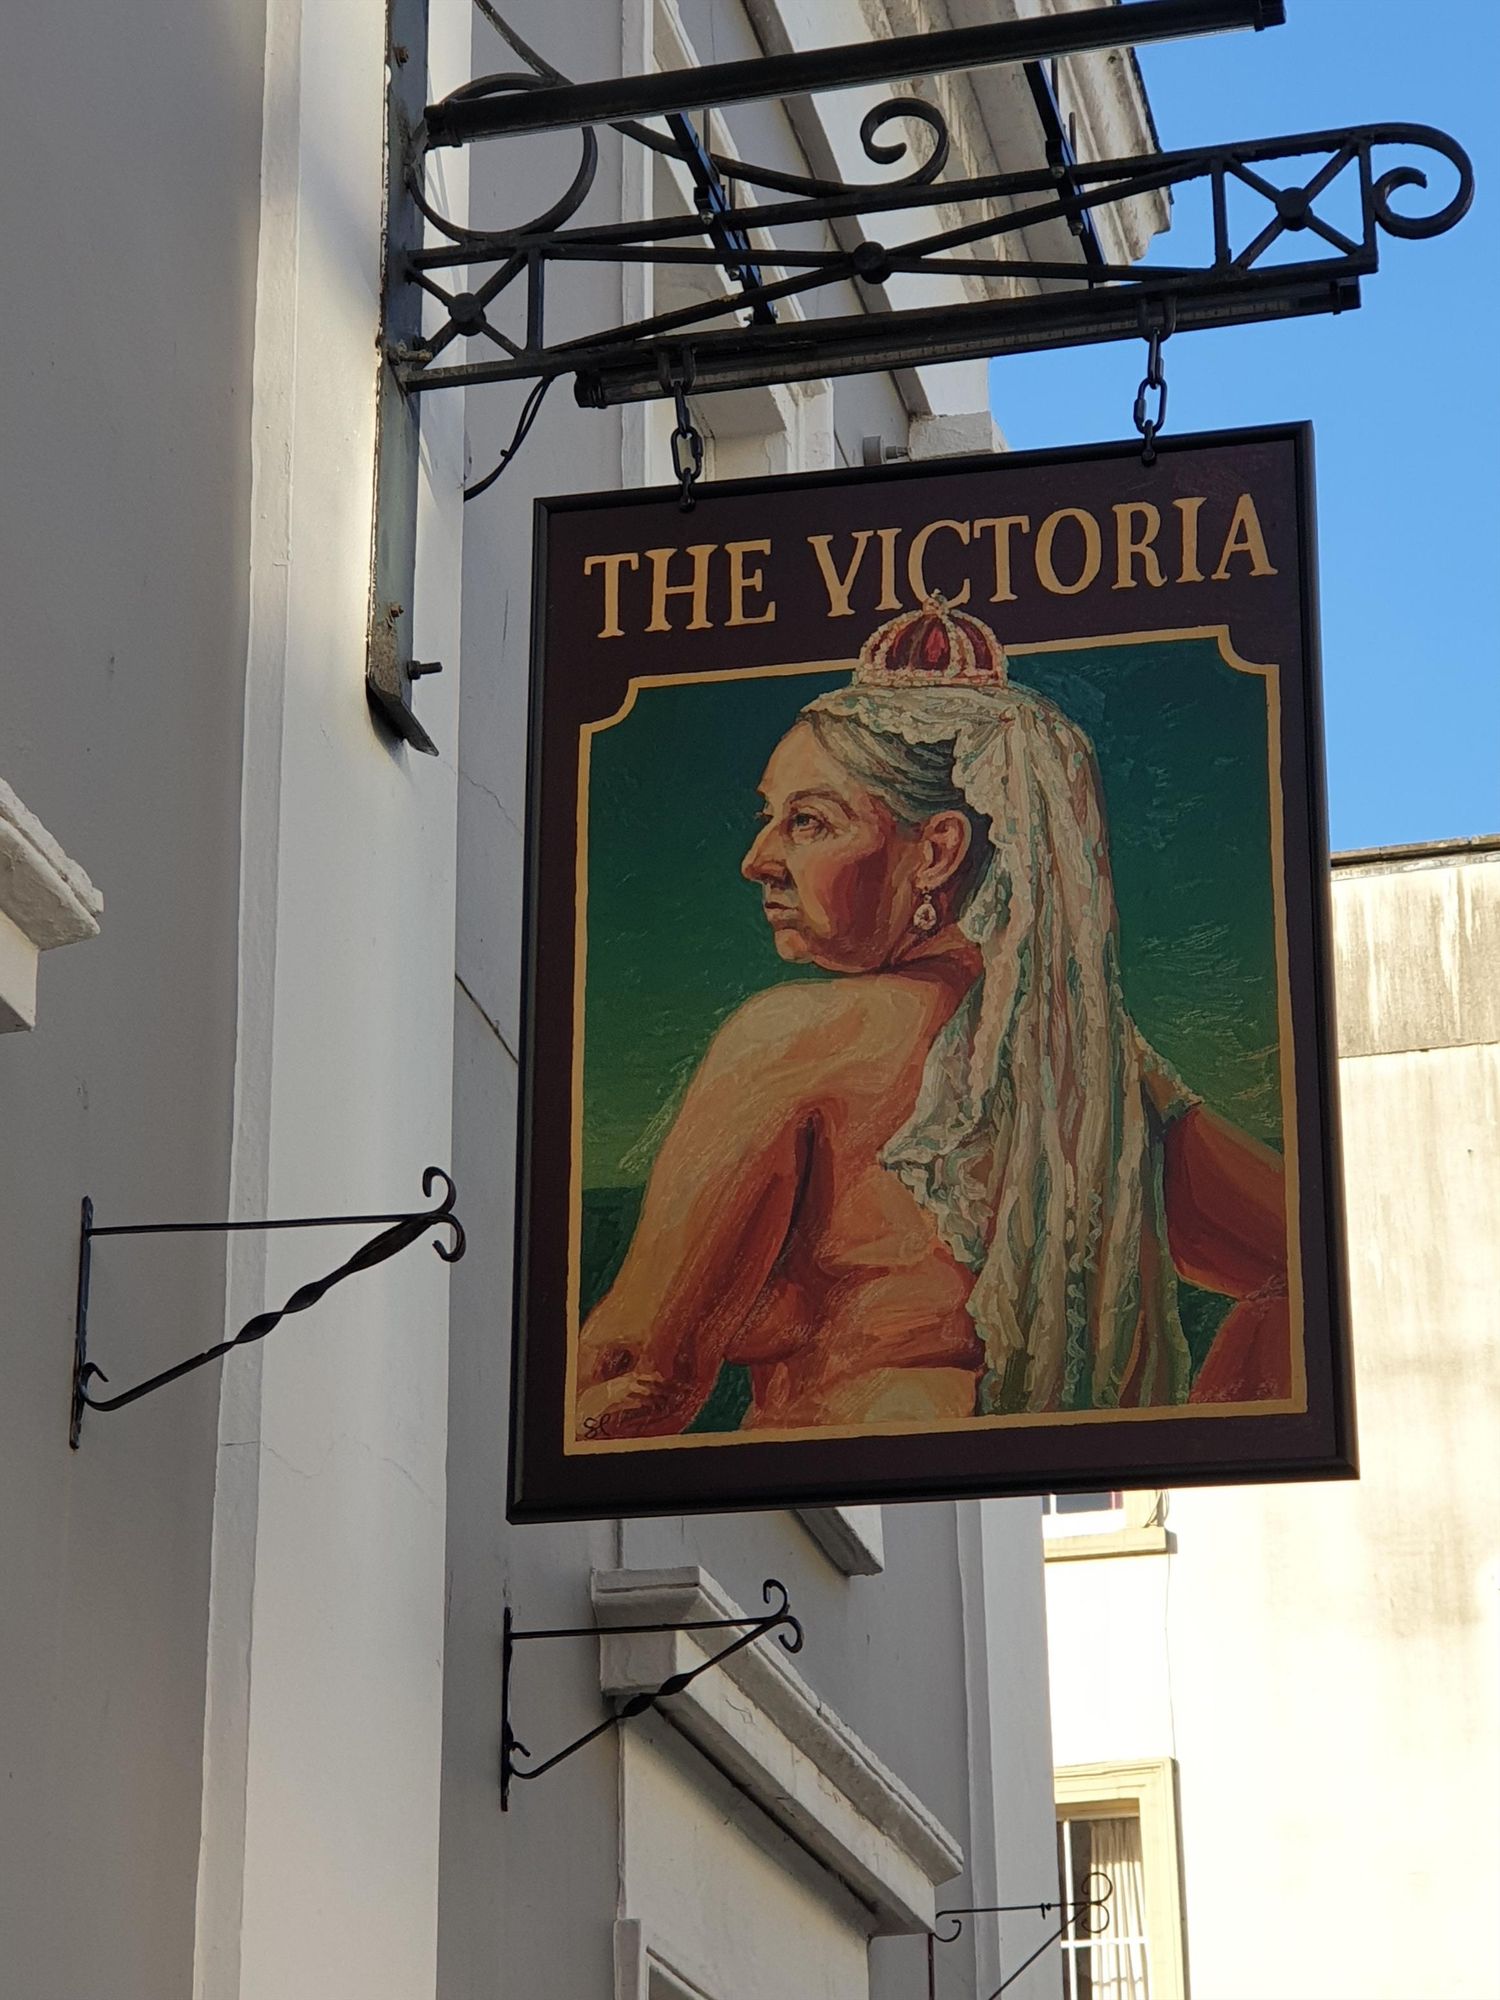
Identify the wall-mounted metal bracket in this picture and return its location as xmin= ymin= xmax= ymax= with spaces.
xmin=366 ymin=0 xmax=444 ymax=756
xmin=386 ymin=0 xmax=1470 ymax=409
xmin=926 ymin=1880 xmax=1113 ymax=1998
xmin=69 ymin=1166 xmax=465 ymax=1447
xmin=368 ymin=0 xmax=1471 ymax=734
xmin=500 ymin=1577 xmax=803 ymax=1809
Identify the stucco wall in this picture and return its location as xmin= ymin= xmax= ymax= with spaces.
xmin=1044 ymin=845 xmax=1500 ymax=2000
xmin=0 ymin=1 xmax=267 ymax=1993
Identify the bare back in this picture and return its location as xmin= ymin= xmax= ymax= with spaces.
xmin=728 ymin=968 xmax=982 ymax=1428
xmin=576 ymin=952 xmax=984 ymax=1439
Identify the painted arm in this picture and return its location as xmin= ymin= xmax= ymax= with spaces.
xmin=576 ymin=992 xmax=816 ymax=1438
xmin=1162 ymin=1104 xmax=1292 ymax=1402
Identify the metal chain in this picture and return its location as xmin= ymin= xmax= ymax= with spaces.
xmin=661 ymin=350 xmax=705 ymax=511
xmin=671 ymin=390 xmax=704 ymax=511
xmin=1132 ymin=301 xmax=1175 ymax=466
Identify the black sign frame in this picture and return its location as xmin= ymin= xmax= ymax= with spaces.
xmin=510 ymin=425 xmax=1354 ymax=1521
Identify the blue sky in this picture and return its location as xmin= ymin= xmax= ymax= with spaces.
xmin=988 ymin=0 xmax=1499 ymax=852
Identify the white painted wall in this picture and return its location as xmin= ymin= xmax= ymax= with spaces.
xmin=1 ymin=0 xmax=265 ymax=1989
xmin=1045 ymin=843 xmax=1500 ymax=2000
xmin=194 ymin=1 xmax=469 ymax=1995
xmin=620 ymin=1725 xmax=878 ymax=2000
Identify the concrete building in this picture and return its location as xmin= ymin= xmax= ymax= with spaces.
xmin=0 ymin=5 xmax=1163 ymax=1999
xmin=1043 ymin=838 xmax=1500 ymax=2000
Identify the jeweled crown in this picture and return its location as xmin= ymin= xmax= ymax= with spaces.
xmin=854 ymin=593 xmax=1008 ymax=689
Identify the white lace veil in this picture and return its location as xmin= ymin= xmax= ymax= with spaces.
xmin=803 ymin=674 xmax=1195 ymax=1413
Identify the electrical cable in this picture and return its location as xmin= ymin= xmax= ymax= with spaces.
xmin=463 ymin=374 xmax=554 ymax=502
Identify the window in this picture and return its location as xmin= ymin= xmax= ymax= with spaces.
xmin=1056 ymin=1809 xmax=1152 ymax=2000
xmin=1043 ymin=1490 xmax=1125 ymax=1527
xmin=1054 ymin=1761 xmax=1187 ymax=2000
xmin=1042 ymin=1490 xmax=1172 ymax=1560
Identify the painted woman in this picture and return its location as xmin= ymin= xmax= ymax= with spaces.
xmin=577 ymin=597 xmax=1288 ymax=1439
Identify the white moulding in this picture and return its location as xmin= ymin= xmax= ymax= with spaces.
xmin=0 ymin=778 xmax=102 ymax=1031
xmin=592 ymin=1565 xmax=963 ymax=1934
xmin=796 ymin=1504 xmax=886 ymax=1576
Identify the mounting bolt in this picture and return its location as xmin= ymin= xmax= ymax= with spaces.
xmin=385 ymin=601 xmax=405 ymax=624
xmin=391 ymin=41 xmax=410 ymax=65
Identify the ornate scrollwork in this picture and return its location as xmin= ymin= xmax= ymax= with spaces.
xmin=407 ymin=87 xmax=952 ymax=245
xmin=691 ymin=96 xmax=951 ymax=200
xmin=1368 ymin=121 xmax=1475 ymax=240
xmin=410 ymin=71 xmax=599 ymax=245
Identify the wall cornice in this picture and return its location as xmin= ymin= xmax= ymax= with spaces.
xmin=592 ymin=1565 xmax=964 ymax=1934
xmin=0 ymin=778 xmax=101 ymax=1030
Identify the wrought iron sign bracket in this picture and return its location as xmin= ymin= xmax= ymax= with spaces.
xmin=926 ymin=1881 xmax=1113 ymax=1998
xmin=69 ymin=1167 xmax=465 ymax=1447
xmin=367 ymin=0 xmax=1472 ymax=747
xmin=500 ymin=1577 xmax=803 ymax=1809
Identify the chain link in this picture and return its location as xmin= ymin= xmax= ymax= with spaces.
xmin=670 ymin=390 xmax=704 ymax=511
xmin=1131 ymin=301 xmax=1175 ymax=466
xmin=661 ymin=350 xmax=705 ymax=511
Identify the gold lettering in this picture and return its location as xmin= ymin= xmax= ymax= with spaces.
xmin=1212 ymin=493 xmax=1277 ymax=580
xmin=971 ymin=516 xmax=1031 ymax=603
xmin=907 ymin=519 xmax=972 ymax=606
xmin=1112 ymin=503 xmax=1165 ymax=591
xmin=645 ymin=544 xmax=716 ymax=633
xmin=582 ymin=551 xmax=640 ymax=639
xmin=875 ymin=527 xmax=902 ymax=611
xmin=1035 ymin=508 xmax=1102 ymax=596
xmin=808 ymin=531 xmax=873 ymax=618
xmin=1173 ymin=497 xmax=1206 ymax=584
xmin=724 ymin=540 xmax=776 ymax=627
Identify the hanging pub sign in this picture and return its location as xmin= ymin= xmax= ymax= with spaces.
xmin=509 ymin=425 xmax=1354 ymax=1520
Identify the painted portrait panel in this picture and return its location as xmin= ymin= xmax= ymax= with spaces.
xmin=511 ymin=430 xmax=1352 ymax=1518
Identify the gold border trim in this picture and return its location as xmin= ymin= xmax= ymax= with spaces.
xmin=561 ymin=625 xmax=1306 ymax=1454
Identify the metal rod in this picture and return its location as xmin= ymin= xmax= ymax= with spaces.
xmin=403 ymin=266 xmax=1359 ymax=398
xmin=86 ymin=1211 xmax=432 ymax=1238
xmin=424 ymin=0 xmax=1285 ymax=146
xmin=69 ymin=1198 xmax=94 ymax=1449
xmin=511 ymin=1612 xmax=794 ymax=1642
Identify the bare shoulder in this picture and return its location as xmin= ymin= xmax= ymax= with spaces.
xmin=705 ymin=976 xmax=930 ymax=1087
xmin=707 ymin=980 xmax=861 ymax=1069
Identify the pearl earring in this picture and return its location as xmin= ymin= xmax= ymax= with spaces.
xmin=911 ymin=893 xmax=939 ymax=934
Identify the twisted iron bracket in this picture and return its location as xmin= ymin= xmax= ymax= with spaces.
xmin=500 ymin=1577 xmax=803 ymax=1809
xmin=69 ymin=1167 xmax=465 ymax=1447
xmin=926 ymin=1877 xmax=1114 ymax=1998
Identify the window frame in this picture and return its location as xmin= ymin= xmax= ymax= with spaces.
xmin=1053 ymin=1758 xmax=1188 ymax=2000
xmin=1042 ymin=1488 xmax=1174 ymax=1561
xmin=615 ymin=1917 xmax=722 ymax=2000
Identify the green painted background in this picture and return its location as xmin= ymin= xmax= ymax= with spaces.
xmin=578 ymin=638 xmax=1283 ymax=1409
